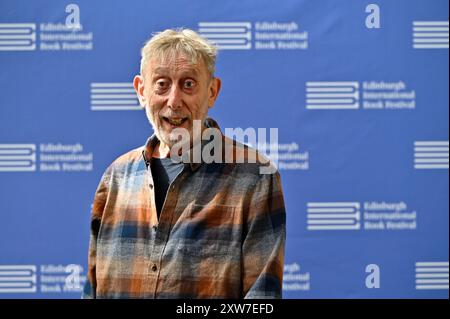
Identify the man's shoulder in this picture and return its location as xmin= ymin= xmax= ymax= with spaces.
xmin=106 ymin=145 xmax=145 ymax=171
xmin=221 ymin=136 xmax=278 ymax=176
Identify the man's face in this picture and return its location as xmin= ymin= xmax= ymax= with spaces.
xmin=134 ymin=53 xmax=221 ymax=148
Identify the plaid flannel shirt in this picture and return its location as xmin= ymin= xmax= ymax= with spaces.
xmin=82 ymin=118 xmax=286 ymax=298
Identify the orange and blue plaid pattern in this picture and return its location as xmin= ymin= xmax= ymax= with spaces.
xmin=82 ymin=120 xmax=286 ymax=299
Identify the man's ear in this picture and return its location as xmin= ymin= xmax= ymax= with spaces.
xmin=208 ymin=77 xmax=221 ymax=109
xmin=133 ymin=75 xmax=146 ymax=108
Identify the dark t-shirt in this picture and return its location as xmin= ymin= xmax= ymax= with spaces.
xmin=150 ymin=157 xmax=184 ymax=219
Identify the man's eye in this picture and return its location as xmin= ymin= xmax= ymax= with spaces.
xmin=183 ymin=80 xmax=195 ymax=89
xmin=156 ymin=80 xmax=169 ymax=89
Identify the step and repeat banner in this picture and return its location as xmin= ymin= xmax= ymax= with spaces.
xmin=0 ymin=0 xmax=448 ymax=299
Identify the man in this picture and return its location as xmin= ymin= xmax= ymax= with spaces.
xmin=83 ymin=29 xmax=286 ymax=299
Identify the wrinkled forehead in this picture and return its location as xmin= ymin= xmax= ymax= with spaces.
xmin=145 ymin=50 xmax=207 ymax=77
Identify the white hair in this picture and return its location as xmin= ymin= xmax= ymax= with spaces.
xmin=140 ymin=28 xmax=218 ymax=77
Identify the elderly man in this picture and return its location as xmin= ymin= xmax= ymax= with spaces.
xmin=83 ymin=29 xmax=286 ymax=299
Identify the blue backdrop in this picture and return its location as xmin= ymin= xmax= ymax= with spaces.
xmin=0 ymin=0 xmax=448 ymax=299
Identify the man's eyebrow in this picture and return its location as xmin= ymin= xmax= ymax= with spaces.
xmin=153 ymin=67 xmax=169 ymax=75
xmin=179 ymin=68 xmax=199 ymax=77
xmin=152 ymin=67 xmax=200 ymax=77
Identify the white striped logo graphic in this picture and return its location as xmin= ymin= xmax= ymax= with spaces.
xmin=0 ymin=144 xmax=36 ymax=172
xmin=415 ymin=262 xmax=449 ymax=290
xmin=307 ymin=202 xmax=361 ymax=230
xmin=306 ymin=82 xmax=359 ymax=109
xmin=198 ymin=22 xmax=252 ymax=50
xmin=414 ymin=141 xmax=449 ymax=169
xmin=0 ymin=23 xmax=36 ymax=51
xmin=0 ymin=265 xmax=37 ymax=293
xmin=413 ymin=21 xmax=449 ymax=49
xmin=90 ymin=83 xmax=140 ymax=111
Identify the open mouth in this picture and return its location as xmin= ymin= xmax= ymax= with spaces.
xmin=162 ymin=116 xmax=188 ymax=127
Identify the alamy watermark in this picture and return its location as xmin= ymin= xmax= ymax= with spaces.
xmin=166 ymin=120 xmax=278 ymax=174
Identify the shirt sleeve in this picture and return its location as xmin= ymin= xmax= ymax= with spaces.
xmin=242 ymin=169 xmax=286 ymax=299
xmin=82 ymin=166 xmax=111 ymax=299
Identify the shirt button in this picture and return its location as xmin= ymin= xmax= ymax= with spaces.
xmin=151 ymin=264 xmax=158 ymax=272
xmin=149 ymin=184 xmax=153 ymax=189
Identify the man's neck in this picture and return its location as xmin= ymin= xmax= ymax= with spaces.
xmin=153 ymin=123 xmax=208 ymax=159
xmin=152 ymin=141 xmax=171 ymax=159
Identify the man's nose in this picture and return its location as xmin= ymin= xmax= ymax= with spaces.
xmin=167 ymin=85 xmax=182 ymax=110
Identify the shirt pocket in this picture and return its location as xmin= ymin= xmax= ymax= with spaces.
xmin=176 ymin=203 xmax=239 ymax=258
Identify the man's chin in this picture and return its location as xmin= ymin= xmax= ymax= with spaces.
xmin=157 ymin=131 xmax=190 ymax=147
xmin=161 ymin=123 xmax=191 ymax=135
